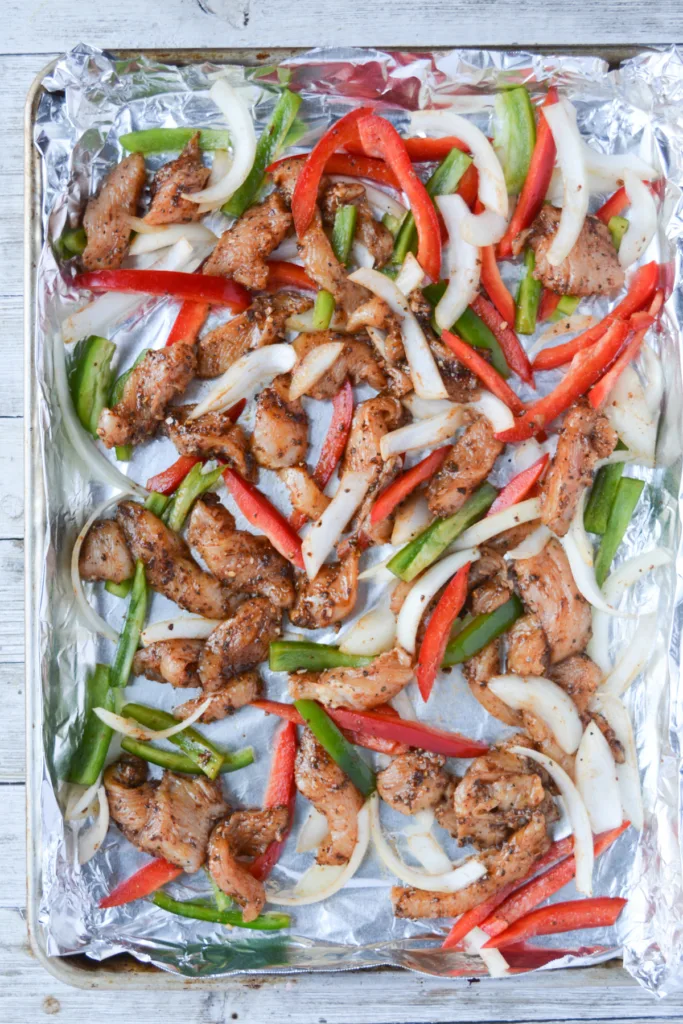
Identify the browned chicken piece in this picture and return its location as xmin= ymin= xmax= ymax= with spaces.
xmin=78 ymin=519 xmax=135 ymax=583
xmin=549 ymin=654 xmax=603 ymax=717
xmin=144 ymin=133 xmax=211 ymax=225
xmin=278 ymin=467 xmax=330 ymax=522
xmin=540 ymin=401 xmax=617 ymax=537
xmin=82 ymin=153 xmax=146 ymax=271
xmin=208 ymin=816 xmax=273 ymax=923
xmin=289 ymin=647 xmax=414 ymax=711
xmin=389 ymin=579 xmax=414 ymax=617
xmin=514 ymin=205 xmax=625 ymax=296
xmin=289 ymin=551 xmax=358 ymax=629
xmin=346 ymin=455 xmax=404 ymax=550
xmin=377 ymin=751 xmax=450 ymax=816
xmin=464 ymin=640 xmax=523 ymax=729
xmin=251 ymin=377 xmax=308 ymax=469
xmin=225 ymin=806 xmax=290 ymax=859
xmin=467 ymin=547 xmax=507 ymax=591
xmin=471 ymin=575 xmax=513 ymax=616
xmin=295 ymin=728 xmax=363 ymax=865
xmin=116 ymin=500 xmax=236 ymax=619
xmin=269 ymin=155 xmax=315 ymax=206
xmin=506 ymin=614 xmax=550 ymax=677
xmin=292 ymin=332 xmax=387 ymax=398
xmin=162 ymin=405 xmax=254 ymax=479
xmin=434 ymin=777 xmax=460 ymax=835
xmin=591 ymin=711 xmax=626 ymax=764
xmin=197 ymin=292 xmax=312 ymax=379
xmin=174 ymin=672 xmax=261 ymax=722
xmin=97 ymin=341 xmax=196 ymax=449
xmin=188 ymin=495 xmax=295 ymax=609
xmin=427 ymin=417 xmax=503 ymax=518
xmin=199 ymin=598 xmax=281 ymax=691
xmin=510 ymin=538 xmax=592 ymax=664
xmin=392 ymin=813 xmax=551 ymax=919
xmin=486 ymin=520 xmax=541 ymax=555
xmin=133 ymin=639 xmax=205 ymax=688
xmin=522 ymin=711 xmax=577 ymax=779
xmin=202 ymin=192 xmax=292 ymax=289
xmin=321 ymin=180 xmax=394 ymax=268
xmin=342 ymin=394 xmax=405 ymax=484
xmin=104 ymin=757 xmax=227 ymax=873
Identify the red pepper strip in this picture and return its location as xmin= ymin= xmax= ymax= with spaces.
xmin=249 ymin=700 xmax=407 ymax=756
xmin=588 ymin=292 xmax=664 ymax=409
xmin=265 ymin=260 xmax=317 ymax=293
xmin=537 ymin=289 xmax=561 ymax=323
xmin=249 ymin=721 xmax=298 ymax=882
xmin=416 ymin=563 xmax=470 ymax=702
xmin=291 ymin=107 xmax=373 ymax=237
xmin=223 ymin=468 xmax=305 ymax=569
xmin=145 ymin=400 xmax=246 ymax=494
xmin=479 ymin=244 xmax=517 ymax=329
xmin=457 ymin=164 xmax=480 ymax=210
xmin=482 ymin=897 xmax=627 ymax=950
xmin=99 ymin=857 xmax=182 ymax=909
xmin=487 ymin=454 xmax=549 ymax=516
xmin=343 ymin=128 xmax=469 ymax=163
xmin=595 ymin=185 xmax=629 ymax=224
xmin=268 ymin=151 xmax=401 ymax=191
xmin=369 ymin=446 xmax=451 ymax=526
xmin=504 ymin=942 xmax=608 ymax=971
xmin=532 ymin=261 xmax=660 ymax=371
xmin=441 ymin=330 xmax=527 ymax=415
xmin=497 ymin=88 xmax=559 ymax=260
xmin=471 ymin=294 xmax=534 ymax=386
xmin=497 ymin=319 xmax=632 ymax=442
xmin=74 ymin=270 xmax=251 ymax=311
xmin=357 ymin=115 xmax=442 ymax=283
xmin=166 ymin=300 xmax=210 ymax=346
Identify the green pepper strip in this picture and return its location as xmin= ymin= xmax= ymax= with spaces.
xmin=393 ymin=148 xmax=473 ymax=266
xmin=58 ymin=226 xmax=88 ymax=257
xmin=443 ymin=596 xmax=524 ymax=667
xmin=550 ymin=295 xmax=581 ymax=323
xmin=421 ymin=284 xmax=510 ymax=378
xmin=608 ymin=215 xmax=629 ymax=251
xmin=312 ymin=289 xmax=336 ymax=330
xmin=294 ymin=699 xmax=376 ymax=797
xmin=145 ymin=491 xmax=170 ymax=517
xmin=105 ymin=578 xmax=134 ymax=599
xmin=269 ymin=641 xmax=373 ymax=673
xmin=121 ymin=736 xmax=254 ymax=775
xmin=163 ymin=463 xmax=224 ymax=533
xmin=224 ymin=89 xmax=302 ymax=217
xmin=493 ymin=87 xmax=537 ymax=194
xmin=206 ymin=867 xmax=235 ymax=912
xmin=68 ymin=665 xmax=115 ymax=786
xmin=388 ymin=482 xmax=498 ymax=583
xmin=119 ymin=128 xmax=231 ymax=154
xmin=382 ymin=212 xmax=405 ymax=238
xmin=584 ymin=440 xmax=628 ymax=536
xmin=594 ymin=477 xmax=645 ymax=587
xmin=122 ymin=702 xmax=226 ymax=779
xmin=69 ymin=335 xmax=116 ymax=437
xmin=109 ymin=349 xmax=148 ymax=461
xmin=331 ymin=204 xmax=358 ymax=266
xmin=515 ymin=249 xmax=542 ymax=335
xmin=152 ymin=891 xmax=290 ymax=931
xmin=111 ymin=561 xmax=148 ymax=688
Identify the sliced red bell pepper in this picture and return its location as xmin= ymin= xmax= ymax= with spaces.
xmin=166 ymin=300 xmax=210 ymax=346
xmin=357 ymin=115 xmax=442 ymax=282
xmin=223 ymin=468 xmax=305 ymax=569
xmin=441 ymin=330 xmax=527 ymax=415
xmin=504 ymin=942 xmax=608 ymax=971
xmin=497 ymin=88 xmax=559 ymax=260
xmin=457 ymin=164 xmax=480 ymax=210
xmin=249 ymin=699 xmax=406 ymax=755
xmin=479 ymin=245 xmax=517 ymax=329
xmin=249 ymin=721 xmax=298 ymax=882
xmin=323 ymin=152 xmax=401 ymax=190
xmin=369 ymin=446 xmax=451 ymax=526
xmin=487 ymin=454 xmax=549 ymax=516
xmin=482 ymin=897 xmax=627 ymax=950
xmin=588 ymin=292 xmax=664 ymax=409
xmin=145 ymin=399 xmax=246 ymax=494
xmin=265 ymin=260 xmax=317 ymax=293
xmin=537 ymin=289 xmax=561 ymax=323
xmin=343 ymin=129 xmax=469 ymax=163
xmin=416 ymin=563 xmax=470 ymax=702
xmin=596 ymin=185 xmax=629 ymax=225
xmin=291 ymin=107 xmax=373 ymax=237
xmin=75 ymin=270 xmax=251 ymax=311
xmin=99 ymin=856 xmax=182 ymax=909
xmin=471 ymin=294 xmax=534 ymax=386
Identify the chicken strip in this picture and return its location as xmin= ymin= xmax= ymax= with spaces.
xmin=342 ymin=394 xmax=405 ymax=484
xmin=144 ymin=133 xmax=211 ymax=225
xmin=202 ymin=192 xmax=292 ymax=289
xmin=427 ymin=417 xmax=503 ymax=518
xmin=208 ymin=808 xmax=289 ymax=921
xmin=82 ymin=153 xmax=146 ymax=271
xmin=464 ymin=640 xmax=523 ymax=729
xmin=289 ymin=647 xmax=414 ymax=711
xmin=295 ymin=728 xmax=363 ymax=865
xmin=162 ymin=405 xmax=254 ymax=479
xmin=377 ymin=751 xmax=449 ymax=816
xmin=486 ymin=520 xmax=540 ymax=555
xmin=471 ymin=574 xmax=513 ymax=616
xmin=199 ymin=598 xmax=281 ymax=691
xmin=78 ymin=519 xmax=134 ymax=583
xmin=321 ymin=180 xmax=394 ymax=268
xmin=289 ymin=551 xmax=358 ymax=629
xmin=291 ymin=332 xmax=387 ymax=398
xmin=278 ymin=466 xmax=330 ymax=522
xmin=174 ymin=672 xmax=261 ymax=722
xmin=549 ymin=654 xmax=604 ymax=718
xmin=97 ymin=341 xmax=196 ymax=449
xmin=506 ymin=613 xmax=550 ymax=677
xmin=251 ymin=377 xmax=308 ymax=469
xmin=345 ymin=455 xmax=404 ymax=550
xmin=270 ymin=155 xmax=317 ymax=206
xmin=133 ymin=639 xmax=205 ymax=688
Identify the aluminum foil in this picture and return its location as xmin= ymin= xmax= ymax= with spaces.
xmin=31 ymin=44 xmax=683 ymax=994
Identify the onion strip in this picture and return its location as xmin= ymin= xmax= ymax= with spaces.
xmin=188 ymin=344 xmax=297 ymax=420
xmin=77 ymin=785 xmax=110 ymax=866
xmin=590 ymin=691 xmax=643 ymax=830
xmin=504 ymin=524 xmax=552 ymax=560
xmin=600 ymin=613 xmax=656 ymax=696
xmin=129 ymin=223 xmax=217 ymax=254
xmin=289 ymin=343 xmax=344 ymax=401
xmin=434 ymin=194 xmax=481 ymax=330
xmin=302 ymin=471 xmax=372 ymax=580
xmin=395 ymin=253 xmax=425 ymax=297
xmin=140 ymin=615 xmax=222 ymax=646
xmin=380 ymin=406 xmax=466 ymax=461
xmin=339 ymin=602 xmax=397 ymax=656
xmin=575 ymin=721 xmax=623 ymax=834
xmin=489 ymin=675 xmax=583 ymax=754
xmin=296 ymin=808 xmax=330 ymax=854
xmin=452 ymin=498 xmax=541 ymax=552
xmin=542 ymin=101 xmax=588 ymax=267
xmin=396 ymin=548 xmax=479 ymax=654
xmin=94 ymin=696 xmax=213 ymax=741
xmin=182 ymin=79 xmax=257 ymax=207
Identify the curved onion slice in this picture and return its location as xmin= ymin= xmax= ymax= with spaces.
xmin=460 ymin=209 xmax=507 ymax=247
xmin=352 ymin=241 xmax=375 ymax=269
xmin=541 ymin=100 xmax=588 ymax=267
xmin=77 ymin=785 xmax=109 ymax=866
xmin=65 ymin=777 xmax=103 ymax=822
xmin=537 ymin=315 xmax=597 ymax=346
xmin=406 ymin=832 xmax=453 ymax=875
xmin=396 ymin=548 xmax=480 ymax=654
xmin=590 ymin=691 xmax=643 ymax=830
xmin=188 ymin=344 xmax=297 ymax=420
xmin=434 ymin=193 xmax=481 ymax=330
xmin=380 ymin=406 xmax=466 ymax=461
xmin=328 ymin=175 xmax=407 ymax=221
xmin=603 ymin=365 xmax=657 ymax=466
xmin=268 ymin=798 xmax=371 ymax=906
xmin=195 ymin=149 xmax=232 ymax=214
xmin=391 ymin=492 xmax=432 ymax=546
xmin=401 ymin=394 xmax=457 ymax=420
xmin=94 ymin=696 xmax=213 ymax=741
xmin=560 ymin=494 xmax=627 ymax=617
xmin=579 ymin=140 xmax=657 ymax=184
xmin=348 ymin=268 xmax=448 ymax=400
xmin=289 ymin=342 xmax=344 ymax=401
xmin=141 ymin=615 xmax=222 ymax=646
xmin=618 ymin=171 xmax=657 ymax=268
xmin=270 ymin=235 xmax=301 ymax=260
xmin=489 ymin=675 xmax=583 ymax=754
xmin=302 ymin=471 xmax=373 ymax=580
xmin=602 ymin=549 xmax=673 ymax=604
xmin=129 ymin=222 xmax=217 ymax=254
xmin=463 ymin=926 xmax=510 ymax=978
xmin=600 ymin=613 xmax=656 ymax=696
xmin=183 ymin=80 xmax=256 ymax=207
xmin=395 ymin=253 xmax=426 ymax=297
xmin=452 ymin=498 xmax=541 ymax=552
xmin=505 ymin=525 xmax=552 ymax=561
xmin=339 ymin=602 xmax=397 ymax=657
xmin=468 ymin=390 xmax=514 ymax=433
xmin=575 ymin=721 xmax=622 ymax=834
xmin=286 ymin=306 xmax=348 ymax=333
xmin=296 ymin=807 xmax=330 ymax=854
xmin=641 ymin=344 xmax=664 ymax=418
xmin=358 ymin=553 xmax=397 ymax=582
xmin=511 ymin=746 xmax=594 ymax=895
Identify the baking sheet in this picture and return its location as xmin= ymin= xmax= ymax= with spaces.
xmin=28 ymin=44 xmax=683 ymax=994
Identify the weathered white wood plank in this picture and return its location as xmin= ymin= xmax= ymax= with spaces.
xmin=0 ymin=421 xmax=24 ymax=538
xmin=0 ymin=666 xmax=24 ymax=783
xmin=0 ymin=540 xmax=24 ymax=664
xmin=0 ymin=300 xmax=23 ymax=418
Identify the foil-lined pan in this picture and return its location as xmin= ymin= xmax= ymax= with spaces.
xmin=25 ymin=44 xmax=683 ymax=994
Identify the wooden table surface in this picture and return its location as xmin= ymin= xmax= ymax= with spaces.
xmin=4 ymin=5 xmax=683 ymax=1020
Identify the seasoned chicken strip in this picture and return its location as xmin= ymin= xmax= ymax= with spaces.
xmin=225 ymin=807 xmax=290 ymax=859
xmin=321 ymin=180 xmax=394 ymax=268
xmin=289 ymin=551 xmax=358 ymax=629
xmin=97 ymin=341 xmax=196 ymax=449
xmin=174 ymin=672 xmax=261 ymax=722
xmin=203 ymin=192 xmax=292 ymax=289
xmin=78 ymin=519 xmax=134 ymax=583
xmin=342 ymin=394 xmax=405 ymax=483
xmin=278 ymin=467 xmax=330 ymax=523
xmin=251 ymin=377 xmax=308 ymax=469
xmin=162 ymin=405 xmax=254 ymax=479
xmin=549 ymin=654 xmax=603 ymax=718
xmin=471 ymin=574 xmax=513 ymax=616
xmin=295 ymin=728 xmax=363 ymax=865
xmin=486 ymin=520 xmax=540 ymax=555
xmin=427 ymin=417 xmax=503 ymax=517
xmin=270 ymin=155 xmax=319 ymax=207
xmin=144 ymin=133 xmax=210 ymax=225
xmin=292 ymin=332 xmax=387 ymax=398
xmin=506 ymin=614 xmax=550 ymax=677
xmin=344 ymin=455 xmax=404 ymax=550
xmin=199 ymin=598 xmax=281 ymax=691
xmin=464 ymin=640 xmax=523 ymax=729
xmin=208 ymin=808 xmax=288 ymax=921
xmin=377 ymin=751 xmax=449 ymax=816
xmin=289 ymin=647 xmax=414 ymax=711
xmin=133 ymin=639 xmax=205 ymax=688
xmin=82 ymin=153 xmax=146 ymax=271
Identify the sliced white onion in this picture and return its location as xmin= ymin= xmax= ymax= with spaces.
xmin=600 ymin=613 xmax=656 ymax=696
xmin=328 ymin=175 xmax=407 ymax=221
xmin=603 ymin=365 xmax=657 ymax=466
xmin=489 ymin=675 xmax=583 ymax=754
xmin=289 ymin=342 xmax=344 ymax=401
xmin=575 ymin=721 xmax=622 ymax=833
xmin=352 ymin=241 xmax=375 ymax=269
xmin=296 ymin=807 xmax=330 ymax=854
xmin=617 ymin=172 xmax=657 ymax=267
xmin=183 ymin=80 xmax=256 ymax=207
xmin=401 ymin=394 xmax=458 ymax=420
xmin=395 ymin=253 xmax=426 ymax=297
xmin=560 ymin=494 xmax=626 ymax=617
xmin=94 ymin=696 xmax=213 ymax=741
xmin=268 ymin=798 xmax=370 ymax=906
xmin=129 ymin=222 xmax=217 ymax=254
xmin=541 ymin=100 xmax=588 ymax=267
xmin=402 ymin=809 xmax=436 ymax=836
xmin=380 ymin=406 xmax=466 ymax=461
xmin=434 ymin=194 xmax=481 ymax=330
xmin=510 ymin=437 xmax=547 ymax=473
xmin=579 ymin=140 xmax=657 ymax=184
xmin=460 ymin=209 xmax=507 ymax=247
xmin=195 ymin=149 xmax=233 ymax=214
xmin=302 ymin=471 xmax=373 ymax=580
xmin=590 ymin=691 xmax=643 ymax=830
xmin=65 ymin=777 xmax=103 ymax=822
xmin=270 ymin=235 xmax=300 ymax=261
xmin=511 ymin=746 xmax=594 ymax=895
xmin=286 ymin=307 xmax=347 ymax=333
xmin=505 ymin=525 xmax=552 ymax=561
xmin=339 ymin=603 xmax=397 ymax=656
xmin=77 ymin=785 xmax=109 ymax=866
xmin=188 ymin=344 xmax=297 ymax=420
xmin=602 ymin=548 xmax=673 ymax=604
xmin=392 ymin=493 xmax=432 ymax=546
xmin=641 ymin=344 xmax=664 ymax=417
xmin=358 ymin=553 xmax=398 ymax=582
xmin=463 ymin=926 xmax=510 ymax=978
xmin=140 ymin=615 xmax=222 ymax=646
xmin=537 ymin=315 xmax=597 ymax=345
xmin=406 ymin=832 xmax=453 ymax=875
xmin=396 ymin=547 xmax=480 ymax=654
xmin=348 ymin=268 xmax=448 ymax=400
xmin=468 ymin=391 xmax=515 ymax=433
xmin=452 ymin=498 xmax=541 ymax=552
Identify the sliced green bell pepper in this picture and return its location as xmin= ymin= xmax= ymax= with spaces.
xmin=312 ymin=289 xmax=336 ymax=330
xmin=67 ymin=665 xmax=115 ymax=787
xmin=57 ymin=226 xmax=88 ymax=258
xmin=162 ymin=463 xmax=224 ymax=533
xmin=421 ymin=283 xmax=510 ymax=378
xmin=294 ymin=699 xmax=376 ymax=796
xmin=122 ymin=702 xmax=227 ymax=780
xmin=152 ymin=890 xmax=290 ymax=930
xmin=608 ymin=215 xmax=629 ymax=251
xmin=550 ymin=295 xmax=581 ymax=323
xmin=121 ymin=736 xmax=254 ymax=775
xmin=443 ymin=595 xmax=524 ymax=666
xmin=584 ymin=440 xmax=628 ymax=536
xmin=119 ymin=127 xmax=231 ymax=153
xmin=111 ymin=561 xmax=148 ymax=688
xmin=494 ymin=87 xmax=537 ymax=194
xmin=594 ymin=477 xmax=645 ymax=587
xmin=145 ymin=491 xmax=170 ymax=517
xmin=269 ymin=641 xmax=373 ymax=673
xmin=515 ymin=249 xmax=542 ymax=335
xmin=69 ymin=335 xmax=116 ymax=437
xmin=105 ymin=578 xmax=134 ymax=599
xmin=331 ymin=204 xmax=358 ymax=266
xmin=393 ymin=148 xmax=473 ymax=265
